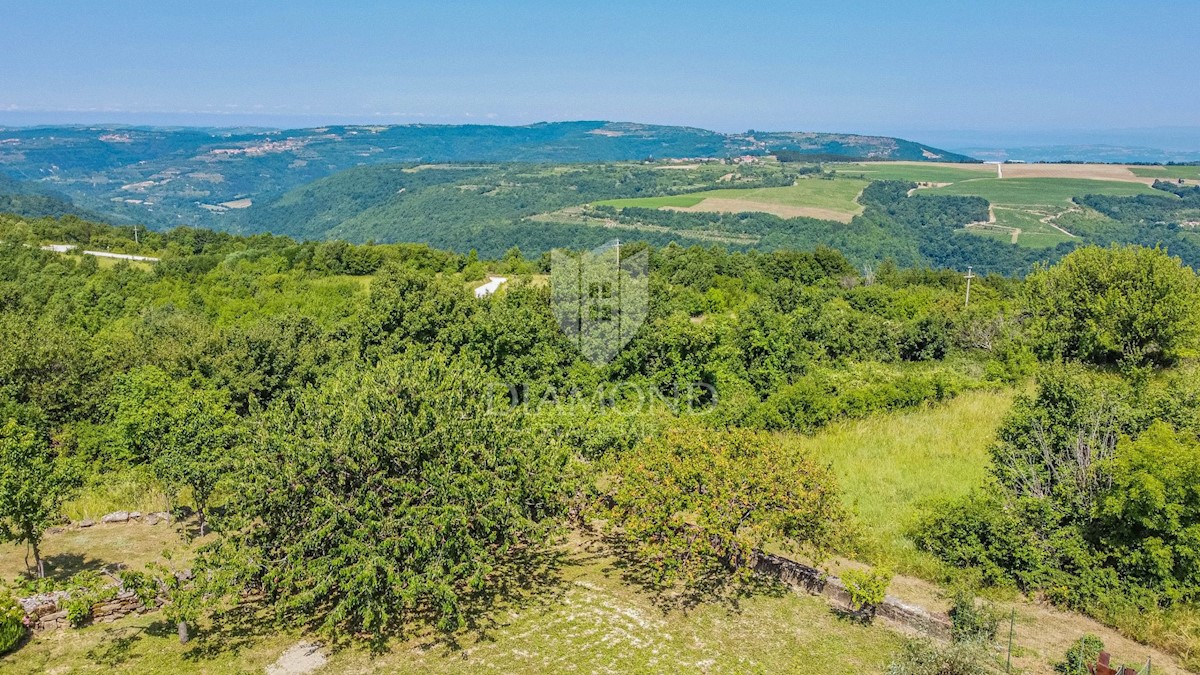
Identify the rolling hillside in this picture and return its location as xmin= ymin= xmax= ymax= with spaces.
xmin=0 ymin=122 xmax=970 ymax=231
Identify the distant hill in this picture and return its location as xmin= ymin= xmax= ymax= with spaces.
xmin=0 ymin=173 xmax=95 ymax=220
xmin=0 ymin=122 xmax=971 ymax=231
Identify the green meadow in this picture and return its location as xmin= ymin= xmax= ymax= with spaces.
xmin=780 ymin=388 xmax=1013 ymax=575
xmin=1129 ymin=165 xmax=1200 ymax=181
xmin=593 ymin=194 xmax=706 ymax=208
xmin=831 ymin=162 xmax=995 ymax=183
xmin=927 ymin=177 xmax=1158 ymax=207
xmin=597 ymin=177 xmax=869 ymax=217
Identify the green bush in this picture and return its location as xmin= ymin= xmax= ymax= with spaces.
xmin=886 ymin=638 xmax=993 ymax=675
xmin=0 ymin=591 xmax=25 ymax=655
xmin=1054 ymin=634 xmax=1104 ymax=674
xmin=949 ymin=589 xmax=1001 ymax=643
xmin=601 ymin=427 xmax=847 ymax=595
xmin=62 ymin=570 xmax=118 ymax=628
xmin=842 ymin=566 xmax=893 ymax=617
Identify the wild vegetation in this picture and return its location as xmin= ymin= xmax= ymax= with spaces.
xmin=0 ymin=207 xmax=1199 ymax=672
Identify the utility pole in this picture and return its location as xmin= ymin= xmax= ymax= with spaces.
xmin=132 ymin=224 xmax=139 ymax=246
xmin=964 ymin=266 xmax=976 ymax=307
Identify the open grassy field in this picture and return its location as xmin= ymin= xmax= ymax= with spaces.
xmin=1129 ymin=165 xmax=1200 ymax=181
xmin=0 ymin=533 xmax=907 ymax=674
xmin=592 ymin=194 xmax=706 ymax=209
xmin=596 ymin=177 xmax=869 ymax=223
xmin=831 ymin=161 xmax=995 ymax=184
xmin=828 ymin=162 xmax=1173 ymax=247
xmin=927 ymin=177 xmax=1157 ymax=247
xmin=927 ymin=176 xmax=1158 ymax=206
xmin=778 ymin=388 xmax=1013 ymax=575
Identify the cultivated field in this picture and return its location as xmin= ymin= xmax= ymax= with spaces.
xmin=837 ymin=160 xmax=1198 ymax=185
xmin=590 ymin=161 xmax=1187 ymax=248
xmin=831 ymin=162 xmax=994 ymax=184
xmin=596 ymin=177 xmax=868 ymax=223
xmin=927 ymin=177 xmax=1157 ymax=247
xmin=1129 ymin=165 xmax=1200 ymax=181
xmin=832 ymin=162 xmax=1169 ymax=247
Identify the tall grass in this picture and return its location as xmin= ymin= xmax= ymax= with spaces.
xmin=62 ymin=468 xmax=170 ymax=522
xmin=777 ymin=389 xmax=1015 ymax=576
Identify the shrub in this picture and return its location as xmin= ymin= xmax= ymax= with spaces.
xmin=601 ymin=426 xmax=847 ymax=596
xmin=886 ymin=638 xmax=993 ymax=675
xmin=949 ymin=589 xmax=1001 ymax=643
xmin=0 ymin=591 xmax=25 ymax=655
xmin=62 ymin=570 xmax=117 ymax=628
xmin=1054 ymin=634 xmax=1104 ymax=674
xmin=1096 ymin=422 xmax=1200 ymax=601
xmin=842 ymin=566 xmax=893 ymax=618
xmin=232 ymin=352 xmax=573 ymax=636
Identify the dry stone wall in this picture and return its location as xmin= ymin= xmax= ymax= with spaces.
xmin=753 ymin=552 xmax=951 ymax=637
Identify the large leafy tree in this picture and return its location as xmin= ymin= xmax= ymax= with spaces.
xmin=110 ymin=367 xmax=238 ymax=534
xmin=1097 ymin=422 xmax=1200 ymax=600
xmin=1024 ymin=245 xmax=1200 ymax=366
xmin=601 ymin=427 xmax=847 ymax=597
xmin=0 ymin=419 xmax=76 ymax=578
xmin=155 ymin=388 xmax=239 ymax=537
xmin=233 ymin=350 xmax=570 ymax=636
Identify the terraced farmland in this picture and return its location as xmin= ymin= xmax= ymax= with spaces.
xmin=927 ymin=177 xmax=1159 ymax=247
xmin=832 ymin=162 xmax=1168 ymax=248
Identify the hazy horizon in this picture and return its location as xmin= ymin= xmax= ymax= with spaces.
xmin=3 ymin=0 xmax=1198 ymax=149
xmin=6 ymin=110 xmax=1200 ymax=162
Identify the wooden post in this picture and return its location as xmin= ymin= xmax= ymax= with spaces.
xmin=1005 ymin=608 xmax=1015 ymax=673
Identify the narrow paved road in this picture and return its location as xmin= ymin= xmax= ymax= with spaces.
xmin=40 ymin=244 xmax=160 ymax=262
xmin=474 ymin=276 xmax=508 ymax=298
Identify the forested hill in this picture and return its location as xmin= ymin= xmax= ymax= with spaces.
xmin=0 ymin=174 xmax=95 ymax=221
xmin=0 ymin=121 xmax=970 ymax=230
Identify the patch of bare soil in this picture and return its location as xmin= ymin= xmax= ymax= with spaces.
xmin=998 ymin=163 xmax=1152 ymax=184
xmin=266 ymin=641 xmax=327 ymax=675
xmin=667 ymin=198 xmax=857 ymax=223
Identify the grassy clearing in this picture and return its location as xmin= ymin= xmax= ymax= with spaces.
xmin=91 ymin=257 xmax=154 ymax=272
xmin=60 ymin=471 xmax=170 ymax=523
xmin=0 ymin=522 xmax=195 ymax=583
xmin=985 ymin=207 xmax=1072 ymax=248
xmin=596 ymin=177 xmax=869 ymax=220
xmin=778 ymin=389 xmax=1014 ymax=575
xmin=0 ymin=535 xmax=906 ymax=674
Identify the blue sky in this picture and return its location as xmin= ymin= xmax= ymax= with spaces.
xmin=1 ymin=0 xmax=1197 ymax=143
